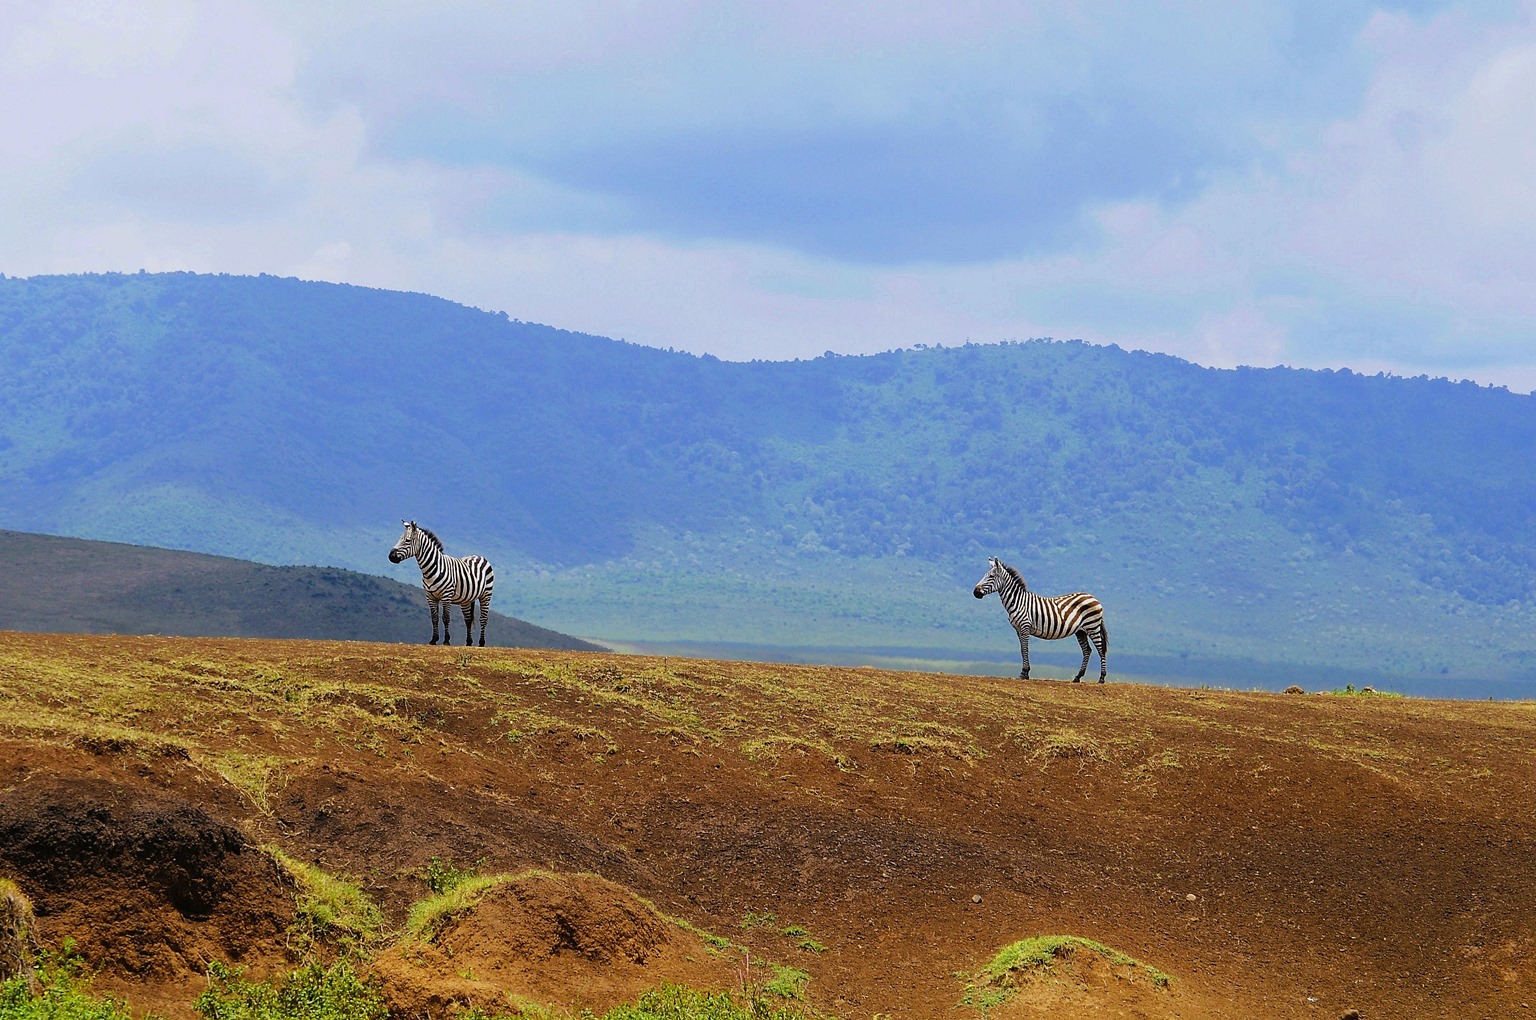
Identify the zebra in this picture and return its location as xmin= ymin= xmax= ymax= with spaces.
xmin=972 ymin=557 xmax=1108 ymax=682
xmin=388 ymin=520 xmax=494 ymax=646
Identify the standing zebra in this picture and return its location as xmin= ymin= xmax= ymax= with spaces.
xmin=388 ymin=520 xmax=494 ymax=646
xmin=972 ymin=557 xmax=1108 ymax=682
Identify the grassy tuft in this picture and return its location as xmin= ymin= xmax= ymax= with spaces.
xmin=405 ymin=873 xmax=509 ymax=942
xmin=266 ymin=850 xmax=384 ymax=959
xmin=961 ymin=935 xmax=1171 ymax=1013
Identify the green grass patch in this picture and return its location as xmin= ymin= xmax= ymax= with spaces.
xmin=266 ymin=850 xmax=383 ymax=958
xmin=961 ymin=935 xmax=1170 ymax=1013
xmin=405 ymin=873 xmax=509 ymax=942
xmin=739 ymin=912 xmax=778 ymax=930
xmin=598 ymin=983 xmax=816 ymax=1019
xmin=760 ymin=964 xmax=811 ymax=1000
xmin=0 ymin=941 xmax=152 ymax=1020
xmin=193 ymin=960 xmax=386 ymax=1020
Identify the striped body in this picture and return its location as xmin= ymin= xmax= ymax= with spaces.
xmin=973 ymin=557 xmax=1108 ymax=682
xmin=389 ymin=521 xmax=494 ymax=646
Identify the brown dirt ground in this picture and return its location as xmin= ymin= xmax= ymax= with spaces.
xmin=2 ymin=632 xmax=1536 ymax=1019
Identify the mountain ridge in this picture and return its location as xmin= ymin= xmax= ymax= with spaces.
xmin=2 ymin=271 xmax=1533 ymax=693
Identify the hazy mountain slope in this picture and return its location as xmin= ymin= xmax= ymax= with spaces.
xmin=0 ymin=529 xmax=601 ymax=649
xmin=1 ymin=272 xmax=1533 ymax=692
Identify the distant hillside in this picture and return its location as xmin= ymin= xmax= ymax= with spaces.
xmin=1 ymin=272 xmax=1533 ymax=694
xmin=0 ymin=530 xmax=602 ymax=650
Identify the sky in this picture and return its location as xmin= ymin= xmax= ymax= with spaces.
xmin=3 ymin=1 xmax=1536 ymax=390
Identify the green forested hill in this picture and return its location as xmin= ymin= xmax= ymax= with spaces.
xmin=2 ymin=272 xmax=1533 ymax=695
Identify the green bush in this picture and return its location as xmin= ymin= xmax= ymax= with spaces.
xmin=193 ymin=961 xmax=386 ymax=1020
xmin=0 ymin=943 xmax=150 ymax=1020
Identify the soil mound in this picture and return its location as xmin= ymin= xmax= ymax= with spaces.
xmin=373 ymin=871 xmax=738 ymax=1018
xmin=972 ymin=946 xmax=1183 ymax=1019
xmin=0 ymin=773 xmax=293 ymax=1014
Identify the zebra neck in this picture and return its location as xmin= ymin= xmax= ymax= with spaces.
xmin=415 ymin=544 xmax=448 ymax=580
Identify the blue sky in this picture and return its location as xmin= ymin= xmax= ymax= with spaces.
xmin=3 ymin=1 xmax=1535 ymax=390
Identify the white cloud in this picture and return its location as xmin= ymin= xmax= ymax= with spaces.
xmin=1 ymin=1 xmax=1534 ymax=393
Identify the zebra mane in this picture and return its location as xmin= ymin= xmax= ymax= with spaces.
xmin=416 ymin=525 xmax=444 ymax=552
xmin=1001 ymin=563 xmax=1028 ymax=590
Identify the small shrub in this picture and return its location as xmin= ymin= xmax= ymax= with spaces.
xmin=423 ymin=856 xmax=486 ymax=896
xmin=761 ymin=964 xmax=810 ymax=1000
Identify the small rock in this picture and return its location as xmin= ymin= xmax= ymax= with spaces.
xmin=1284 ymin=685 xmax=1305 ymax=694
xmin=972 ymin=894 xmax=982 ymax=904
xmin=1186 ymin=893 xmax=1197 ymax=901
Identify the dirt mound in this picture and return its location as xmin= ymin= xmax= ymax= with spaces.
xmin=966 ymin=940 xmax=1184 ymax=1019
xmin=0 ymin=772 xmax=293 ymax=1015
xmin=373 ymin=871 xmax=739 ymax=1018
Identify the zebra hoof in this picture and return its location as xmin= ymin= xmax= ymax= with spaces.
xmin=429 ymin=638 xmax=439 ymax=645
xmin=1098 ymin=678 xmax=1106 ymax=684
xmin=1072 ymin=677 xmax=1083 ymax=683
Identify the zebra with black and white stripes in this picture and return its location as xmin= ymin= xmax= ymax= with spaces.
xmin=389 ymin=520 xmax=495 ymax=646
xmin=973 ymin=557 xmax=1108 ymax=682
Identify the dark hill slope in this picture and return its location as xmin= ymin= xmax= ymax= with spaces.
xmin=1 ymin=272 xmax=1534 ymax=690
xmin=0 ymin=529 xmax=601 ymax=649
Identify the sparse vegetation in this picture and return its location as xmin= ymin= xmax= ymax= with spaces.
xmin=1 ymin=631 xmax=1532 ymax=1017
xmin=1 ymin=879 xmax=38 ymax=992
xmin=596 ymin=983 xmax=818 ymax=1019
xmin=961 ymin=935 xmax=1171 ymax=1013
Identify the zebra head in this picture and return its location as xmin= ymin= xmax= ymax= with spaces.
xmin=973 ymin=557 xmax=1022 ymax=599
xmin=973 ymin=557 xmax=1004 ymax=599
xmin=389 ymin=520 xmax=419 ymax=564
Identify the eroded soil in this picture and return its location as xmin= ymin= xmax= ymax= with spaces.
xmin=2 ymin=632 xmax=1535 ymax=1019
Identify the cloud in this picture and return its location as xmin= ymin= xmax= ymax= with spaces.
xmin=314 ymin=2 xmax=1382 ymax=264
xmin=1 ymin=0 xmax=1534 ymax=392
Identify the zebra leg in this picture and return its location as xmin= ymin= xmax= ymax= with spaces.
xmin=478 ymin=595 xmax=490 ymax=647
xmin=1018 ymin=633 xmax=1031 ymax=680
xmin=429 ymin=600 xmax=441 ymax=645
xmin=1073 ymin=632 xmax=1092 ymax=682
xmin=461 ymin=603 xmax=474 ymax=646
xmin=1095 ymin=624 xmax=1109 ymax=682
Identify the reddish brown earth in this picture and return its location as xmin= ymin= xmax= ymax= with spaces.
xmin=2 ymin=631 xmax=1535 ymax=1019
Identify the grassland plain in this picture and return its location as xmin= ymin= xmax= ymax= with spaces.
xmin=1 ymin=631 xmax=1535 ymax=1018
